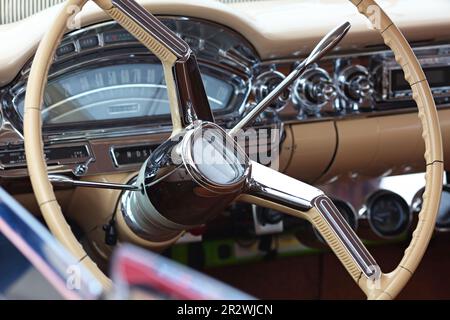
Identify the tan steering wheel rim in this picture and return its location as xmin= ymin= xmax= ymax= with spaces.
xmin=24 ymin=0 xmax=443 ymax=299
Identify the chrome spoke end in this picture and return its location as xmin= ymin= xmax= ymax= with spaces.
xmin=240 ymin=160 xmax=379 ymax=281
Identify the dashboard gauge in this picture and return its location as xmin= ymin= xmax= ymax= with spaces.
xmin=412 ymin=186 xmax=450 ymax=232
xmin=253 ymin=70 xmax=290 ymax=111
xmin=313 ymin=199 xmax=358 ymax=243
xmin=14 ymin=63 xmax=234 ymax=126
xmin=333 ymin=199 xmax=359 ymax=231
xmin=366 ymin=190 xmax=411 ymax=238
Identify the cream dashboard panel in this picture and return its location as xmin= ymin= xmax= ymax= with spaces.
xmin=1 ymin=0 xmax=450 ymax=85
xmin=283 ymin=121 xmax=337 ymax=184
xmin=282 ymin=109 xmax=450 ymax=185
xmin=319 ymin=109 xmax=450 ymax=183
xmin=229 ymin=0 xmax=450 ymax=58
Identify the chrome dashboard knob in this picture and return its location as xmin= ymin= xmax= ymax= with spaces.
xmin=312 ymin=80 xmax=338 ymax=104
xmin=349 ymin=75 xmax=373 ymax=100
xmin=338 ymin=65 xmax=374 ymax=103
xmin=253 ymin=70 xmax=290 ymax=111
xmin=293 ymin=67 xmax=337 ymax=114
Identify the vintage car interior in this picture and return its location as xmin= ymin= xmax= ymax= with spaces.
xmin=0 ymin=0 xmax=449 ymax=300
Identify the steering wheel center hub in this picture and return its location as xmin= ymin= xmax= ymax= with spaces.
xmin=121 ymin=121 xmax=250 ymax=242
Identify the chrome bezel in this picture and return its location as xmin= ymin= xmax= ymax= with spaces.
xmin=0 ymin=142 xmax=93 ymax=170
xmin=337 ymin=65 xmax=372 ymax=101
xmin=252 ymin=69 xmax=290 ymax=112
xmin=365 ymin=189 xmax=412 ymax=239
xmin=109 ymin=143 xmax=156 ymax=169
xmin=381 ymin=45 xmax=450 ymax=101
xmin=292 ymin=66 xmax=336 ymax=114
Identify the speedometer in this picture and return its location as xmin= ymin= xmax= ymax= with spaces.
xmin=14 ymin=63 xmax=234 ymax=125
xmin=6 ymin=19 xmax=256 ymax=136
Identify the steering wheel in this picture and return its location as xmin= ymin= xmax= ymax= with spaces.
xmin=24 ymin=0 xmax=443 ymax=299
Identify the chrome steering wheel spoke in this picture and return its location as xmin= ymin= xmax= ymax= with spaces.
xmin=243 ymin=160 xmax=323 ymax=212
xmin=105 ymin=0 xmax=214 ymax=132
xmin=239 ymin=161 xmax=381 ymax=282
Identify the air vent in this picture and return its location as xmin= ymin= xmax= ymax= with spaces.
xmin=0 ymin=0 xmax=64 ymax=24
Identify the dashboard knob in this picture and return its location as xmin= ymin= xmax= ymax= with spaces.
xmin=349 ymin=76 xmax=373 ymax=99
xmin=338 ymin=65 xmax=374 ymax=103
xmin=253 ymin=70 xmax=290 ymax=111
xmin=311 ymin=80 xmax=338 ymax=104
xmin=293 ymin=67 xmax=337 ymax=114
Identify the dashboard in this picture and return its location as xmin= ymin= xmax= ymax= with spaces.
xmin=1 ymin=16 xmax=450 ymax=178
xmin=0 ymin=17 xmax=257 ymax=173
xmin=0 ymin=1 xmax=450 ymax=259
xmin=4 ymin=19 xmax=254 ymax=133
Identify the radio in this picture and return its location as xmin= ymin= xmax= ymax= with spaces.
xmin=381 ymin=45 xmax=450 ymax=103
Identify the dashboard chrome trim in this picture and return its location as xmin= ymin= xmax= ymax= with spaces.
xmin=109 ymin=142 xmax=156 ymax=169
xmin=254 ymin=43 xmax=450 ymax=124
xmin=0 ymin=142 xmax=93 ymax=170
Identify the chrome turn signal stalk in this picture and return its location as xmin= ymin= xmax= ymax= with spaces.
xmin=48 ymin=174 xmax=141 ymax=191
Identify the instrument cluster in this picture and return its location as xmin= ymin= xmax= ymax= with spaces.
xmin=2 ymin=18 xmax=257 ymax=137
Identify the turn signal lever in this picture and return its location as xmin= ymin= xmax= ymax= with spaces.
xmin=48 ymin=175 xmax=141 ymax=191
